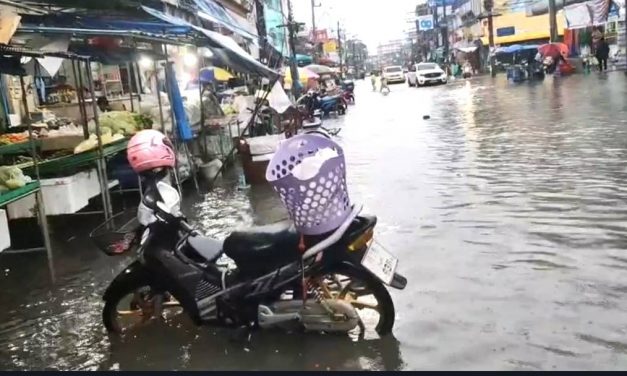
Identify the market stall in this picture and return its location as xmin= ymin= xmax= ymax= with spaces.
xmin=0 ymin=56 xmax=54 ymax=280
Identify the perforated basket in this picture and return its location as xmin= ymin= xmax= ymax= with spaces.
xmin=266 ymin=134 xmax=351 ymax=235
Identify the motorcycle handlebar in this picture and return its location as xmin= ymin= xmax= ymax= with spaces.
xmin=179 ymin=219 xmax=197 ymax=235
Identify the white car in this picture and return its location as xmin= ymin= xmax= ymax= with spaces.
xmin=407 ymin=63 xmax=447 ymax=87
xmin=381 ymin=65 xmax=406 ymax=84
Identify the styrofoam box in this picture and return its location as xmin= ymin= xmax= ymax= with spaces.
xmin=76 ymin=168 xmax=102 ymax=200
xmin=0 ymin=209 xmax=9 ymax=252
xmin=7 ymin=174 xmax=89 ymax=218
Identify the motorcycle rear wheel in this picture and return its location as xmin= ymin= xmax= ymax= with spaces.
xmin=103 ymin=278 xmax=183 ymax=334
xmin=311 ymin=265 xmax=396 ymax=337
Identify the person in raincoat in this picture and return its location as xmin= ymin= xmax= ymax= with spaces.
xmin=595 ymin=37 xmax=610 ymax=72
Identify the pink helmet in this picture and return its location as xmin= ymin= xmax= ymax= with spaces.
xmin=127 ymin=129 xmax=175 ymax=173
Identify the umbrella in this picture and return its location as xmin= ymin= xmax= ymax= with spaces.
xmin=283 ymin=66 xmax=319 ymax=83
xmin=304 ymin=64 xmax=334 ymax=75
xmin=199 ymin=66 xmax=234 ymax=83
xmin=538 ymin=43 xmax=569 ymax=59
xmin=211 ymin=67 xmax=234 ymax=81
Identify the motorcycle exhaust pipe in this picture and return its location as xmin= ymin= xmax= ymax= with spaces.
xmin=257 ymin=305 xmax=300 ymax=328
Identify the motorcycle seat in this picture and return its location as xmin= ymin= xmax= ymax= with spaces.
xmin=223 ymin=221 xmax=300 ymax=275
xmin=188 ymin=236 xmax=223 ymax=262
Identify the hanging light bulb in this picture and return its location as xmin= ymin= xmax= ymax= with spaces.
xmin=139 ymin=56 xmax=153 ymax=69
xmin=183 ymin=52 xmax=198 ymax=67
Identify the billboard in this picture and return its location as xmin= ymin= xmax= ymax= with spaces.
xmin=323 ymin=39 xmax=338 ymax=53
xmin=264 ymin=0 xmax=289 ymax=56
xmin=417 ymin=15 xmax=435 ymax=30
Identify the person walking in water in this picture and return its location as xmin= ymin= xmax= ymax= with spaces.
xmin=596 ymin=37 xmax=610 ymax=72
xmin=379 ymin=74 xmax=390 ymax=94
xmin=371 ymin=72 xmax=377 ymax=91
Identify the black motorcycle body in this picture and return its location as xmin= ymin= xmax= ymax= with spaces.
xmin=100 ymin=172 xmax=406 ymax=335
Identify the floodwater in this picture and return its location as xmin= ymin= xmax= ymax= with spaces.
xmin=2 ymin=73 xmax=627 ymax=370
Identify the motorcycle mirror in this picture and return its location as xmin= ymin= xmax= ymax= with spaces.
xmin=142 ymin=190 xmax=159 ymax=211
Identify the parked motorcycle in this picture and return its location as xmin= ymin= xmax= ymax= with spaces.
xmin=93 ymin=131 xmax=405 ymax=337
xmin=297 ymin=90 xmax=346 ymax=117
xmin=341 ymin=80 xmax=355 ymax=104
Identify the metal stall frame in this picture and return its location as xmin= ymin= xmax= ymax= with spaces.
xmin=0 ymin=50 xmax=55 ymax=281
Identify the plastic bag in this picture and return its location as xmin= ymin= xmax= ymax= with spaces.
xmin=291 ymin=147 xmax=339 ymax=181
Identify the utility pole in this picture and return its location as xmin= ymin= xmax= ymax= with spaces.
xmin=311 ymin=0 xmax=317 ymax=60
xmin=337 ymin=21 xmax=344 ymax=78
xmin=442 ymin=0 xmax=449 ymax=62
xmin=352 ymin=40 xmax=357 ymax=73
xmin=485 ymin=0 xmax=496 ymax=77
xmin=548 ymin=0 xmax=558 ymax=42
xmin=286 ymin=0 xmax=302 ymax=97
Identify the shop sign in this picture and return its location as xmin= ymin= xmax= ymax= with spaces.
xmin=417 ymin=15 xmax=435 ymax=30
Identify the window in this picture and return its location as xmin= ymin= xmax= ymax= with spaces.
xmin=384 ymin=66 xmax=402 ymax=73
xmin=417 ymin=63 xmax=437 ymax=70
xmin=496 ymin=26 xmax=515 ymax=37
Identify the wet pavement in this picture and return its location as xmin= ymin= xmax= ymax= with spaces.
xmin=2 ymin=72 xmax=627 ymax=370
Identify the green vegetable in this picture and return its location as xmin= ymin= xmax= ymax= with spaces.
xmin=4 ymin=179 xmax=24 ymax=189
xmin=0 ymin=166 xmax=29 ymax=190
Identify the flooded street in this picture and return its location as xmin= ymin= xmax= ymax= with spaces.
xmin=2 ymin=73 xmax=627 ymax=370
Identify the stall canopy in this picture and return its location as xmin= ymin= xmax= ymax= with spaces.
xmin=16 ymin=10 xmax=278 ymax=78
xmin=141 ymin=6 xmax=278 ymax=78
xmin=193 ymin=0 xmax=258 ymax=43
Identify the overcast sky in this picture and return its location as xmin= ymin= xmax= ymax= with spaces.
xmin=292 ymin=0 xmax=420 ymax=51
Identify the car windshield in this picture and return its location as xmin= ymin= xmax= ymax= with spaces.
xmin=384 ymin=67 xmax=402 ymax=73
xmin=417 ymin=64 xmax=438 ymax=71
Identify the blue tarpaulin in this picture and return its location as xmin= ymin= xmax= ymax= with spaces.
xmin=142 ymin=6 xmax=278 ymax=78
xmin=495 ymin=44 xmax=540 ymax=54
xmin=193 ymin=0 xmax=258 ymax=42
xmin=19 ymin=15 xmax=193 ymax=38
xmin=166 ymin=64 xmax=193 ymax=142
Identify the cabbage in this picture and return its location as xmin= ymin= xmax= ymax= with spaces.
xmin=0 ymin=166 xmax=29 ymax=189
xmin=4 ymin=179 xmax=24 ymax=189
xmin=88 ymin=111 xmax=145 ymax=136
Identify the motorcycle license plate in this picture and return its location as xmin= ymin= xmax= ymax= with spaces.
xmin=361 ymin=243 xmax=397 ymax=285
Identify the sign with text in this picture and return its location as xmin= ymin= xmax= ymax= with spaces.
xmin=311 ymin=29 xmax=329 ymax=43
xmin=417 ymin=15 xmax=435 ymax=30
xmin=323 ymin=39 xmax=338 ymax=53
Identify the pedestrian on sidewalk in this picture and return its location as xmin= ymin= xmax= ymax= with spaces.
xmin=595 ymin=37 xmax=610 ymax=72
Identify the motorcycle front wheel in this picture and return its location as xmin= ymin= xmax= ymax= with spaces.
xmin=103 ymin=278 xmax=183 ymax=334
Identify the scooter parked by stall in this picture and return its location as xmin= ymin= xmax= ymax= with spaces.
xmin=93 ymin=130 xmax=406 ymax=337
